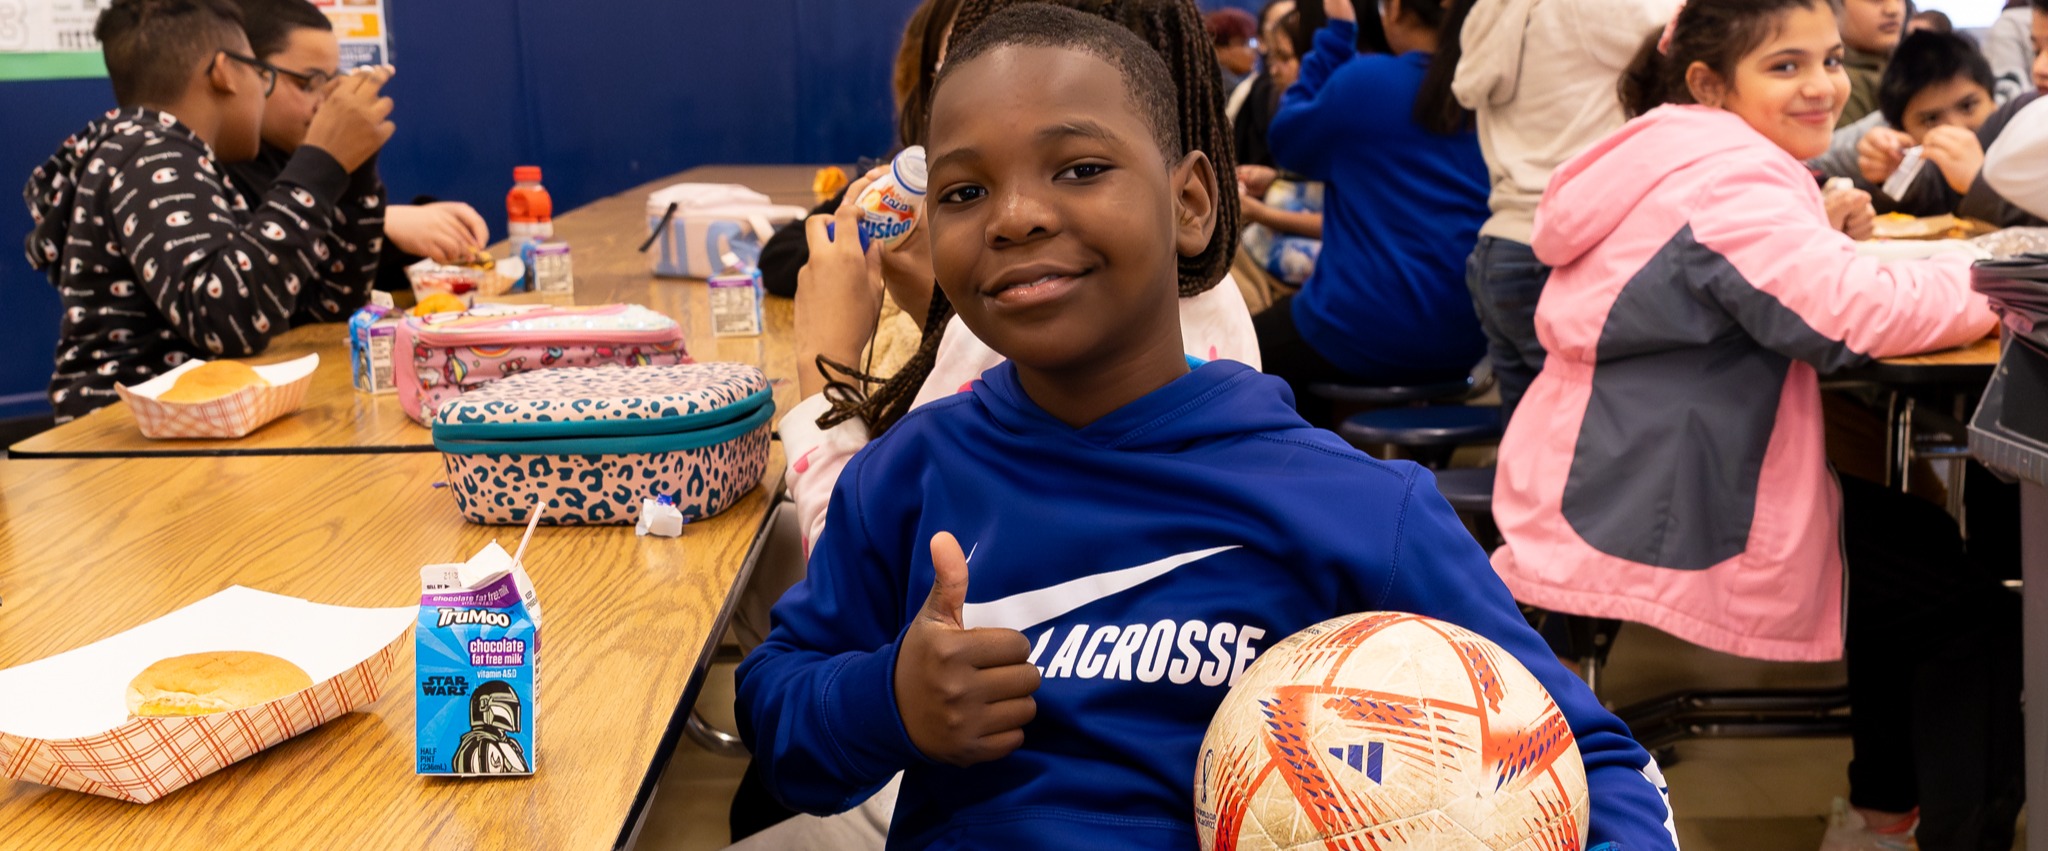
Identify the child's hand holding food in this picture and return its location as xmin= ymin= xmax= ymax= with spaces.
xmin=387 ymin=202 xmax=490 ymax=264
xmin=1920 ymin=125 xmax=1986 ymax=194
xmin=1857 ymin=126 xmax=1915 ymax=185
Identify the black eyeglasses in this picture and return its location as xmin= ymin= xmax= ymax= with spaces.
xmin=274 ymin=66 xmax=336 ymax=94
xmin=218 ymin=51 xmax=279 ymax=97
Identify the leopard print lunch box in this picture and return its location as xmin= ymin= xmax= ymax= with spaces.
xmin=431 ymin=363 xmax=772 ymax=526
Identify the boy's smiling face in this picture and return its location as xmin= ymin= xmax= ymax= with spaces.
xmin=924 ymin=44 xmax=1214 ymax=387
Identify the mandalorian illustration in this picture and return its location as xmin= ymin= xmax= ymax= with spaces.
xmin=452 ymin=680 xmax=530 ymax=774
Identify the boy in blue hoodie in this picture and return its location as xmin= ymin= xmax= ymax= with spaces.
xmin=735 ymin=6 xmax=1679 ymax=849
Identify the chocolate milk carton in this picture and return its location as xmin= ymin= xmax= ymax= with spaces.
xmin=417 ymin=542 xmax=539 ymax=776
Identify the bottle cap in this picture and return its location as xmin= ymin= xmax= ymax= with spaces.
xmin=894 ymin=146 xmax=927 ymax=195
xmin=514 ymin=166 xmax=543 ymax=183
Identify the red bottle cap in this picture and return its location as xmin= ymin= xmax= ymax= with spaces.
xmin=514 ymin=166 xmax=542 ymax=183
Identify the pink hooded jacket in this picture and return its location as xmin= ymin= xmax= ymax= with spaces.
xmin=1492 ymin=105 xmax=1995 ymax=662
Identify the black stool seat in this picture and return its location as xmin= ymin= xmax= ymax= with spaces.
xmin=1431 ymin=466 xmax=1496 ymax=515
xmin=1339 ymin=405 xmax=1504 ymax=450
xmin=1306 ymin=377 xmax=1474 ymax=406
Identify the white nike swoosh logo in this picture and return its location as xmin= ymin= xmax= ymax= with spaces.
xmin=961 ymin=546 xmax=1241 ymax=631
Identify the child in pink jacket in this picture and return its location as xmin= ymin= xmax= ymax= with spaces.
xmin=1492 ymin=0 xmax=2021 ymax=845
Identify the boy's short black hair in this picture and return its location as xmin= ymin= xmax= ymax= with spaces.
xmin=1879 ymin=30 xmax=1995 ymax=130
xmin=95 ymin=0 xmax=248 ymax=107
xmin=236 ymin=0 xmax=334 ymax=59
xmin=933 ymin=3 xmax=1184 ymax=162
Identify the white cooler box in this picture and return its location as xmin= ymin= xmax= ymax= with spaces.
xmin=645 ymin=183 xmax=806 ymax=278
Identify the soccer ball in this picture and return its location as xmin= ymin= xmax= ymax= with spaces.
xmin=1195 ymin=612 xmax=1589 ymax=850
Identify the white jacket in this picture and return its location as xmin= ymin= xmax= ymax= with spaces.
xmin=1451 ymin=0 xmax=1679 ymax=244
xmin=1985 ymin=95 xmax=2048 ymax=221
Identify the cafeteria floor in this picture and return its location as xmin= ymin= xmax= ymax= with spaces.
xmin=637 ymin=622 xmax=2029 ymax=850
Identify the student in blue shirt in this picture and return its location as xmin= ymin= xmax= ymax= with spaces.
xmin=1257 ymin=0 xmax=1490 ymax=422
xmin=736 ymin=6 xmax=1678 ymax=848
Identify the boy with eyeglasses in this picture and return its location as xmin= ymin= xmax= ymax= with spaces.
xmin=226 ymin=0 xmax=491 ymax=292
xmin=23 ymin=0 xmax=393 ymax=422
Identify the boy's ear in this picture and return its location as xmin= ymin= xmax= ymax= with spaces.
xmin=1170 ymin=150 xmax=1218 ymax=260
xmin=1685 ymin=61 xmax=1727 ymax=108
xmin=205 ymin=51 xmax=239 ymax=96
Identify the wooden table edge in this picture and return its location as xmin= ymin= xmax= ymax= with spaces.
xmin=6 ymin=442 xmax=437 ymax=459
xmin=614 ymin=492 xmax=782 ymax=850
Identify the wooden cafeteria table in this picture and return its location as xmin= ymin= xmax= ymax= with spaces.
xmin=1829 ymin=335 xmax=2003 ymax=502
xmin=0 ymin=449 xmax=782 ymax=849
xmin=5 ymin=323 xmax=424 ymax=459
xmin=1834 ymin=334 xmax=2002 ymax=386
xmin=8 ymin=163 xmax=823 ymax=459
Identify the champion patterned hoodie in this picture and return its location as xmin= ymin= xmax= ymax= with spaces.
xmin=739 ymin=358 xmax=1680 ymax=850
xmin=23 ymin=107 xmax=383 ymax=421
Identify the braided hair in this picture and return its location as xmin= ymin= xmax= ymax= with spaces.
xmin=818 ymin=0 xmax=1240 ymax=437
xmin=895 ymin=0 xmax=969 ymax=149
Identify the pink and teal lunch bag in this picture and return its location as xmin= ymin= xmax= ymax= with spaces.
xmin=430 ymin=363 xmax=773 ymax=526
xmin=395 ymin=304 xmax=690 ymax=424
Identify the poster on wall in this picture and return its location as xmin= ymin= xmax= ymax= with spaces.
xmin=0 ymin=0 xmax=108 ymax=80
xmin=0 ymin=0 xmax=393 ymax=81
xmin=313 ymin=0 xmax=393 ymax=71
xmin=0 ymin=0 xmax=97 ymax=51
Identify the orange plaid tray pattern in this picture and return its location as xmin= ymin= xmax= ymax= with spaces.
xmin=114 ymin=373 xmax=313 ymax=440
xmin=0 ymin=630 xmax=407 ymax=804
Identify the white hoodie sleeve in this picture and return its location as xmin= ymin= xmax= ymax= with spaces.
xmin=778 ymin=394 xmax=873 ymax=553
xmin=1984 ymin=96 xmax=2048 ymax=222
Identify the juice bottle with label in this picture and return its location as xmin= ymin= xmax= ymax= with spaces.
xmin=827 ymin=146 xmax=927 ymax=250
xmin=507 ymin=167 xmax=555 ymax=291
xmin=506 ymin=166 xmax=553 ymax=242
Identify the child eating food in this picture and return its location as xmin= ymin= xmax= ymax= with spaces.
xmin=23 ymin=0 xmax=392 ymax=422
xmin=1850 ymin=29 xmax=2045 ymax=226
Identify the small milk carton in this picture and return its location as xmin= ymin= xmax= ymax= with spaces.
xmin=348 ymin=299 xmax=402 ymax=394
xmin=530 ymin=241 xmax=575 ymax=301
xmin=416 ymin=542 xmax=540 ymax=776
xmin=709 ymin=267 xmax=764 ymax=337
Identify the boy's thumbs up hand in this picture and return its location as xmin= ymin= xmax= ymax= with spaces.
xmin=895 ymin=532 xmax=1041 ymax=767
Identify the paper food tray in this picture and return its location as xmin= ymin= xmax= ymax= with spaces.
xmin=114 ymin=354 xmax=318 ymax=439
xmin=0 ymin=587 xmax=414 ymax=803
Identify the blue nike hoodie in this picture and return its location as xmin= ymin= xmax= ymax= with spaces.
xmin=736 ymin=360 xmax=1677 ymax=850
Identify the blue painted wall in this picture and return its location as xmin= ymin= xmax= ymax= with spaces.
xmin=3 ymin=0 xmax=1264 ymax=418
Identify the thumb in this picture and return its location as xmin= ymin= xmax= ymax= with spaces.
xmin=921 ymin=531 xmax=970 ymax=628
